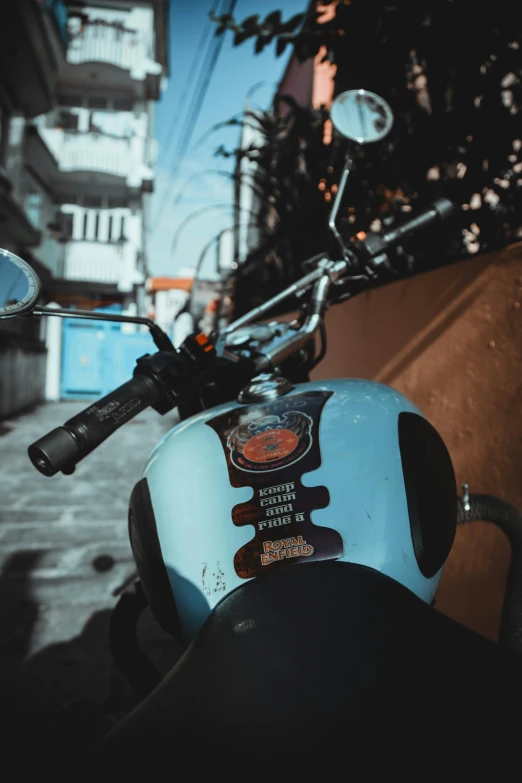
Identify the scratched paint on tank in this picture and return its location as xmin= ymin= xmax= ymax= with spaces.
xmin=144 ymin=379 xmax=443 ymax=641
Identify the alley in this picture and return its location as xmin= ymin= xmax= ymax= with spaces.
xmin=0 ymin=400 xmax=180 ymax=756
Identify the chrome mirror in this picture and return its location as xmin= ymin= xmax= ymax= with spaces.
xmin=330 ymin=89 xmax=394 ymax=144
xmin=328 ymin=90 xmax=394 ymax=259
xmin=0 ymin=247 xmax=175 ymax=351
xmin=0 ymin=249 xmax=41 ymax=319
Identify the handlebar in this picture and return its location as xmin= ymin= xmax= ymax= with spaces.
xmin=28 ymin=374 xmax=163 ymax=476
xmin=349 ymin=198 xmax=459 ymax=275
xmin=380 ymin=198 xmax=457 ymax=251
xmin=28 ymin=199 xmax=459 ymax=477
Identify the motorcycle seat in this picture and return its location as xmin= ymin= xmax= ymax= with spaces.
xmin=95 ymin=561 xmax=521 ymax=766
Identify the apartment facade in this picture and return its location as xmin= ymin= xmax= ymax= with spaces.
xmin=35 ymin=0 xmax=169 ymax=311
xmin=0 ymin=0 xmax=168 ymax=416
xmin=0 ymin=0 xmax=69 ymax=417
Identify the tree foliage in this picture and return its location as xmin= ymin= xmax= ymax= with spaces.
xmin=214 ymin=97 xmax=343 ymax=299
xmin=212 ymin=1 xmax=522 ymax=311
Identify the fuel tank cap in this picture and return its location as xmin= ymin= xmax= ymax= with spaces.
xmin=238 ymin=373 xmax=293 ymax=403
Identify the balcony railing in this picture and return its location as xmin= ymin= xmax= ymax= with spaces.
xmin=61 ymin=131 xmax=130 ymax=178
xmin=64 ymin=240 xmax=124 ymax=284
xmin=63 ymin=240 xmax=145 ymax=292
xmin=38 ymin=128 xmax=153 ymax=188
xmin=66 ymin=20 xmax=162 ymax=81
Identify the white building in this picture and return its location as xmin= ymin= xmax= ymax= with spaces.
xmin=32 ymin=0 xmax=169 ymax=311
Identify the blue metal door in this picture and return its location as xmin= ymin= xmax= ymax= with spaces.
xmin=60 ymin=310 xmax=156 ymax=400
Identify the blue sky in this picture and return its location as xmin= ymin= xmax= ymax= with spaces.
xmin=148 ymin=0 xmax=307 ymax=279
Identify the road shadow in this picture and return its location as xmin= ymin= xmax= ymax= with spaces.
xmin=0 ymin=551 xmax=132 ymax=767
xmin=0 ymin=551 xmax=184 ymax=770
xmin=0 ymin=551 xmax=42 ymax=691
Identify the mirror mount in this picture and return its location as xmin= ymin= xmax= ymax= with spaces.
xmin=0 ymin=249 xmax=175 ymax=351
xmin=327 ymin=89 xmax=394 ymax=260
xmin=328 ymin=152 xmax=353 ymax=261
xmin=31 ymin=305 xmax=175 ymax=352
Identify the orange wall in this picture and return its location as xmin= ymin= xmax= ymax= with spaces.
xmin=273 ymin=1 xmax=521 ymax=641
xmin=312 ymin=245 xmax=522 ymax=641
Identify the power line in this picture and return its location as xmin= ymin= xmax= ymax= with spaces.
xmin=151 ymin=0 xmax=222 ymax=232
xmin=152 ymin=0 xmax=238 ymax=240
xmin=151 ymin=0 xmax=228 ymax=233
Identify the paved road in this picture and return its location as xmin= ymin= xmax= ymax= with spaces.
xmin=0 ymin=400 xmax=181 ymax=759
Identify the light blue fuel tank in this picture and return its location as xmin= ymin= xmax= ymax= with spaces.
xmin=142 ymin=379 xmax=457 ymax=640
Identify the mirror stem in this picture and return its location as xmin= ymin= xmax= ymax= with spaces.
xmin=328 ymin=153 xmax=352 ymax=260
xmin=32 ymin=306 xmax=175 ymax=352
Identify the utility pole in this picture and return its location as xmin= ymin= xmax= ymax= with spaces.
xmin=233 ymin=148 xmax=241 ymax=269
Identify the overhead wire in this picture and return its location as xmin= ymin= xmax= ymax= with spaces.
xmin=150 ymin=0 xmax=222 ymax=233
xmin=151 ymin=0 xmax=237 ymax=238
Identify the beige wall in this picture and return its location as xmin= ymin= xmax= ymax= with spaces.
xmin=312 ymin=245 xmax=522 ymax=641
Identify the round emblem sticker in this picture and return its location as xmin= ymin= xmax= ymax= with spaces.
xmin=225 ymin=409 xmax=314 ymax=473
xmin=243 ymin=428 xmax=298 ymax=463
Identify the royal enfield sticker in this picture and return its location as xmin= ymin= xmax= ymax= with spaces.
xmin=260 ymin=536 xmax=314 ymax=566
xmin=206 ymin=391 xmax=344 ymax=579
xmin=227 ymin=410 xmax=313 ymax=472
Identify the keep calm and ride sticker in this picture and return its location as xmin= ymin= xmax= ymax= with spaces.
xmin=206 ymin=391 xmax=344 ymax=579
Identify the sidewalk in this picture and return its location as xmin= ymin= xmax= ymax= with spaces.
xmin=0 ymin=400 xmax=180 ymax=756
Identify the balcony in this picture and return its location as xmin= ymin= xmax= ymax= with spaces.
xmin=38 ymin=128 xmax=154 ymax=191
xmin=63 ymin=240 xmax=144 ymax=293
xmin=59 ymin=19 xmax=163 ymax=100
xmin=64 ymin=240 xmax=123 ymax=284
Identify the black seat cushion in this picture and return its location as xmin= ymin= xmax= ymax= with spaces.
xmin=95 ymin=562 xmax=522 ymax=766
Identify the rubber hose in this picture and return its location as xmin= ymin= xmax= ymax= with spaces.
xmin=458 ymin=493 xmax=522 ymax=654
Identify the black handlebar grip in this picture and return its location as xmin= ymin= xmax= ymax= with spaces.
xmin=381 ymin=198 xmax=458 ymax=249
xmin=28 ymin=374 xmax=162 ymax=477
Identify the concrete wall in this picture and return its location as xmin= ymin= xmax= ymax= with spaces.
xmin=311 ymin=244 xmax=522 ymax=642
xmin=0 ymin=322 xmax=47 ymax=418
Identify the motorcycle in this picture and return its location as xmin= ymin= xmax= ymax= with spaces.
xmin=0 ymin=90 xmax=520 ymax=767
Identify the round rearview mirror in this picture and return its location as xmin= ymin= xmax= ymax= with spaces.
xmin=330 ymin=89 xmax=394 ymax=144
xmin=0 ymin=249 xmax=41 ymax=319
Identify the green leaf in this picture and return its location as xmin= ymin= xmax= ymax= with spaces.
xmin=213 ymin=13 xmax=233 ymax=36
xmin=254 ymin=36 xmax=267 ymax=54
xmin=214 ymin=144 xmax=233 ymax=159
xmin=234 ymin=28 xmax=252 ymax=46
xmin=242 ymin=14 xmax=260 ymax=32
xmin=264 ymin=10 xmax=282 ymax=28
xmin=280 ymin=12 xmax=305 ymax=33
xmin=276 ymin=36 xmax=289 ymax=57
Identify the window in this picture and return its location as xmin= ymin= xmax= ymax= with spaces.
xmin=83 ymin=212 xmax=88 ymax=238
xmin=25 ymin=192 xmax=42 ymax=229
xmin=113 ymin=97 xmax=133 ymax=112
xmin=58 ymin=94 xmax=82 ymax=107
xmin=119 ymin=215 xmax=125 ymax=240
xmin=89 ymin=110 xmax=132 ymax=138
xmin=94 ymin=212 xmax=100 ymax=240
xmin=108 ymin=215 xmax=113 ymax=242
xmin=56 ymin=110 xmax=79 ymax=131
xmin=108 ymin=196 xmax=127 ymax=208
xmin=87 ymin=97 xmax=108 ymax=110
xmin=61 ymin=213 xmax=74 ymax=239
xmin=83 ymin=195 xmax=103 ymax=208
